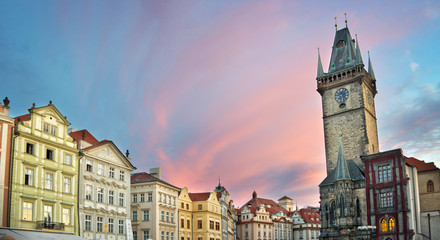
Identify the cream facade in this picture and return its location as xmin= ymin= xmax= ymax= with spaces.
xmin=0 ymin=97 xmax=13 ymax=227
xmin=71 ymin=129 xmax=136 ymax=240
xmin=189 ymin=191 xmax=222 ymax=240
xmin=178 ymin=187 xmax=193 ymax=240
xmin=131 ymin=169 xmax=179 ymax=240
xmin=10 ymin=103 xmax=79 ymax=233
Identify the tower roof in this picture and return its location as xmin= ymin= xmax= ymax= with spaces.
xmin=328 ymin=27 xmax=357 ymax=73
xmin=334 ymin=137 xmax=351 ymax=181
xmin=368 ymin=51 xmax=376 ymax=80
xmin=317 ymin=49 xmax=324 ymax=78
xmin=355 ymin=34 xmax=364 ymax=65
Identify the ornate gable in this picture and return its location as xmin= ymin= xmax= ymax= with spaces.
xmin=85 ymin=141 xmax=135 ymax=170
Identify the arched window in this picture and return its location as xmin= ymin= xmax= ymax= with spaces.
xmin=340 ymin=195 xmax=345 ymax=217
xmin=380 ymin=219 xmax=387 ymax=232
xmin=388 ymin=218 xmax=395 ymax=231
xmin=427 ymin=180 xmax=434 ymax=192
xmin=325 ymin=203 xmax=329 ymax=225
xmin=330 ymin=201 xmax=335 ymax=225
xmin=356 ymin=198 xmax=361 ymax=217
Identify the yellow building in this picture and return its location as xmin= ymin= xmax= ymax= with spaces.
xmin=178 ymin=188 xmax=222 ymax=240
xmin=10 ymin=102 xmax=79 ymax=233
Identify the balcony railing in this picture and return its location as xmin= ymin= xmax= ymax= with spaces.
xmin=36 ymin=221 xmax=65 ymax=230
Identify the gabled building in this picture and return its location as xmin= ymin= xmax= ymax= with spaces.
xmin=131 ymin=169 xmax=179 ymax=240
xmin=0 ymin=97 xmax=14 ymax=227
xmin=188 ymin=190 xmax=222 ymax=240
xmin=214 ymin=182 xmax=235 ymax=240
xmin=70 ymin=129 xmax=136 ymax=240
xmin=178 ymin=187 xmax=193 ymax=240
xmin=10 ymin=102 xmax=79 ymax=233
xmin=290 ymin=208 xmax=321 ymax=240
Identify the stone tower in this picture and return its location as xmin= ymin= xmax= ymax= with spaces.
xmin=317 ymin=26 xmax=379 ymax=174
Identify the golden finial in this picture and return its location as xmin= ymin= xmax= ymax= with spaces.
xmin=345 ymin=13 xmax=348 ymax=27
xmin=335 ymin=17 xmax=338 ymax=30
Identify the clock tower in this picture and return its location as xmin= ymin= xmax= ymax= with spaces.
xmin=317 ymin=26 xmax=379 ymax=174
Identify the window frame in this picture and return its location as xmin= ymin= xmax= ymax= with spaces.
xmin=22 ymin=202 xmax=33 ymax=221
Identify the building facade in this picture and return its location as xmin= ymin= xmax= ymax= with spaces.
xmin=291 ymin=208 xmax=321 ymax=240
xmin=131 ymin=169 xmax=179 ymax=240
xmin=214 ymin=182 xmax=235 ymax=240
xmin=10 ymin=102 xmax=79 ymax=233
xmin=0 ymin=97 xmax=13 ymax=227
xmin=178 ymin=187 xmax=193 ymax=240
xmin=188 ymin=191 xmax=222 ymax=240
xmin=70 ymin=129 xmax=136 ymax=240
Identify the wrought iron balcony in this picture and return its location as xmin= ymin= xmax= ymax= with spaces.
xmin=36 ymin=221 xmax=65 ymax=230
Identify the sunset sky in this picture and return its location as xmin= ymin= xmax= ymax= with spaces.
xmin=1 ymin=0 xmax=439 ymax=208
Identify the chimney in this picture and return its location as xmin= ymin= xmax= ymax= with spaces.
xmin=149 ymin=168 xmax=161 ymax=180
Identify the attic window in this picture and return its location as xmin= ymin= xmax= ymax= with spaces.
xmin=336 ymin=40 xmax=346 ymax=48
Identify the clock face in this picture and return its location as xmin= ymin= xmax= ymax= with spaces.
xmin=335 ymin=88 xmax=349 ymax=103
xmin=366 ymin=90 xmax=372 ymax=104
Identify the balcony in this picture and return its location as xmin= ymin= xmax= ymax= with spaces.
xmin=36 ymin=221 xmax=65 ymax=230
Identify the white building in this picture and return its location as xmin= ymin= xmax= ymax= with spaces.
xmin=70 ymin=129 xmax=136 ymax=240
xmin=290 ymin=208 xmax=321 ymax=240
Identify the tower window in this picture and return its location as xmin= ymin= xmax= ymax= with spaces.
xmin=336 ymin=40 xmax=346 ymax=48
xmin=427 ymin=180 xmax=434 ymax=192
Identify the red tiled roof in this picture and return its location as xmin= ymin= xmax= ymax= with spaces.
xmin=297 ymin=209 xmax=321 ymax=223
xmin=131 ymin=172 xmax=178 ymax=189
xmin=14 ymin=114 xmax=30 ymax=123
xmin=189 ymin=192 xmax=211 ymax=202
xmin=81 ymin=140 xmax=113 ymax=151
xmin=278 ymin=195 xmax=292 ymax=201
xmin=406 ymin=157 xmax=439 ymax=173
xmin=240 ymin=195 xmax=288 ymax=216
xmin=69 ymin=129 xmax=99 ymax=144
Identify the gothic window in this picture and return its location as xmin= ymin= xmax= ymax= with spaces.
xmin=356 ymin=198 xmax=361 ymax=217
xmin=330 ymin=201 xmax=335 ymax=225
xmin=427 ymin=180 xmax=434 ymax=192
xmin=388 ymin=218 xmax=395 ymax=231
xmin=380 ymin=219 xmax=387 ymax=232
xmin=340 ymin=195 xmax=345 ymax=217
xmin=325 ymin=203 xmax=329 ymax=225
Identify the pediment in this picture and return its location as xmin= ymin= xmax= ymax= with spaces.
xmin=85 ymin=142 xmax=135 ymax=170
xmin=34 ymin=105 xmax=70 ymax=125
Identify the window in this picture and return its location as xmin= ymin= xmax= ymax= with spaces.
xmin=133 ymin=211 xmax=138 ymax=221
xmin=380 ymin=218 xmax=387 ymax=232
xmin=22 ymin=202 xmax=33 ymax=221
xmin=210 ymin=220 xmax=214 ymax=229
xmin=86 ymin=159 xmax=93 ymax=172
xmin=181 ymin=202 xmax=184 ymax=208
xmin=198 ymin=204 xmax=202 ymax=210
xmin=64 ymin=154 xmax=72 ymax=165
xmin=198 ymin=220 xmax=202 ymax=229
xmin=181 ymin=219 xmax=184 ymax=228
xmin=380 ymin=192 xmax=393 ymax=207
xmin=85 ymin=215 xmax=92 ymax=231
xmin=378 ymin=164 xmax=392 ymax=183
xmin=86 ymin=185 xmax=92 ymax=200
xmin=171 ymin=213 xmax=174 ymax=223
xmin=148 ymin=193 xmax=152 ymax=201
xmin=144 ymin=231 xmax=150 ymax=240
xmin=119 ymin=220 xmax=124 ymax=234
xmin=46 ymin=149 xmax=53 ymax=160
xmin=140 ymin=193 xmax=145 ymax=202
xmin=167 ymin=232 xmax=169 ymax=240
xmin=24 ymin=168 xmax=34 ymax=186
xmin=119 ymin=193 xmax=124 ymax=207
xmin=161 ymin=232 xmax=165 ymax=240
xmin=109 ymin=167 xmax=115 ymax=178
xmin=97 ymin=188 xmax=104 ymax=203
xmin=51 ymin=125 xmax=57 ymax=136
xmin=143 ymin=210 xmax=149 ymax=221
xmin=171 ymin=232 xmax=174 ymax=240
xmin=109 ymin=190 xmax=114 ymax=204
xmin=62 ymin=208 xmax=71 ymax=225
xmin=45 ymin=172 xmax=54 ymax=190
xmin=388 ymin=218 xmax=395 ymax=231
xmin=133 ymin=231 xmax=137 ymax=240
xmin=120 ymin=170 xmax=125 ymax=181
xmin=215 ymin=222 xmax=220 ymax=230
xmin=356 ymin=198 xmax=361 ymax=217
xmin=133 ymin=194 xmax=137 ymax=203
xmin=330 ymin=201 xmax=335 ymax=225
xmin=186 ymin=203 xmax=189 ymax=210
xmin=340 ymin=195 xmax=345 ymax=217
xmin=427 ymin=180 xmax=434 ymax=192
xmin=108 ymin=218 xmax=114 ymax=233
xmin=187 ymin=219 xmax=190 ymax=228
xmin=97 ymin=216 xmax=103 ymax=232
xmin=44 ymin=123 xmax=50 ymax=133
xmin=98 ymin=163 xmax=104 ymax=175
xmin=64 ymin=177 xmax=71 ymax=193
xmin=43 ymin=205 xmax=53 ymax=222
xmin=161 ymin=211 xmax=165 ymax=221
xmin=26 ymin=143 xmax=34 ymax=155
xmin=166 ymin=212 xmax=169 ymax=222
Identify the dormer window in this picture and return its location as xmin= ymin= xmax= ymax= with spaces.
xmin=336 ymin=40 xmax=346 ymax=48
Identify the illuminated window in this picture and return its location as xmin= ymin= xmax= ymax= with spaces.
xmin=22 ymin=202 xmax=33 ymax=221
xmin=63 ymin=208 xmax=71 ymax=225
xmin=381 ymin=219 xmax=387 ymax=232
xmin=388 ymin=218 xmax=395 ymax=231
xmin=427 ymin=180 xmax=434 ymax=192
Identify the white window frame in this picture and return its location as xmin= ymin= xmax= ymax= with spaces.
xmin=64 ymin=177 xmax=71 ymax=193
xmin=45 ymin=172 xmax=54 ymax=190
xmin=62 ymin=208 xmax=71 ymax=225
xmin=25 ymin=168 xmax=34 ymax=186
xmin=22 ymin=202 xmax=33 ymax=221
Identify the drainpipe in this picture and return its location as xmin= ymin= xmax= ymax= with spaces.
xmin=77 ymin=150 xmax=83 ymax=235
xmin=7 ymin=124 xmax=18 ymax=227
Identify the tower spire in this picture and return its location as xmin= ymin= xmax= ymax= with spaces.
xmin=334 ymin=17 xmax=338 ymax=31
xmin=355 ymin=34 xmax=364 ymax=65
xmin=317 ymin=48 xmax=324 ymax=78
xmin=345 ymin=13 xmax=348 ymax=28
xmin=334 ymin=133 xmax=351 ymax=181
xmin=368 ymin=51 xmax=376 ymax=80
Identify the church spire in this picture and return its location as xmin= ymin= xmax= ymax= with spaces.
xmin=334 ymin=134 xmax=351 ymax=181
xmin=317 ymin=48 xmax=324 ymax=78
xmin=368 ymin=51 xmax=376 ymax=80
xmin=328 ymin=27 xmax=356 ymax=73
xmin=355 ymin=34 xmax=364 ymax=65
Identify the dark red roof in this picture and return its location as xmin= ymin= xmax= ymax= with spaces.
xmin=14 ymin=114 xmax=30 ymax=123
xmin=278 ymin=195 xmax=292 ymax=201
xmin=131 ymin=172 xmax=178 ymax=189
xmin=69 ymin=129 xmax=99 ymax=144
xmin=406 ymin=157 xmax=439 ymax=173
xmin=296 ymin=209 xmax=321 ymax=223
xmin=240 ymin=195 xmax=288 ymax=215
xmin=189 ymin=192 xmax=211 ymax=202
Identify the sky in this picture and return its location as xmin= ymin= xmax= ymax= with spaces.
xmin=1 ymin=0 xmax=439 ymax=208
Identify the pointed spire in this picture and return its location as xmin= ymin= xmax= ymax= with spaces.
xmin=334 ymin=17 xmax=338 ymax=31
xmin=317 ymin=48 xmax=324 ymax=78
xmin=334 ymin=133 xmax=351 ymax=181
xmin=344 ymin=13 xmax=348 ymax=28
xmin=355 ymin=34 xmax=364 ymax=65
xmin=368 ymin=51 xmax=376 ymax=80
